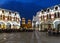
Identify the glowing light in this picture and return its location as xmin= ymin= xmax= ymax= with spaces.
xmin=51 ymin=16 xmax=54 ymax=19
xmin=5 ymin=18 xmax=7 ymax=20
xmin=12 ymin=19 xmax=14 ymax=21
xmin=17 ymin=19 xmax=18 ymax=21
xmin=44 ymin=17 xmax=47 ymax=20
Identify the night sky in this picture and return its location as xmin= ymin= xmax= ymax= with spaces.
xmin=0 ymin=0 xmax=60 ymax=20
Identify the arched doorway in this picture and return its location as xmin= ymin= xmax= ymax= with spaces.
xmin=13 ymin=24 xmax=17 ymax=29
xmin=36 ymin=21 xmax=39 ymax=30
xmin=57 ymin=24 xmax=60 ymax=31
xmin=53 ymin=20 xmax=60 ymax=29
xmin=0 ymin=22 xmax=5 ymax=29
xmin=6 ymin=23 xmax=11 ymax=29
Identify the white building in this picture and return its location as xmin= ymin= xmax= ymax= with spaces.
xmin=33 ymin=4 xmax=60 ymax=31
xmin=0 ymin=8 xmax=21 ymax=29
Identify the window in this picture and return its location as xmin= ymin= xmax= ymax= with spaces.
xmin=0 ymin=15 xmax=2 ymax=20
xmin=41 ymin=16 xmax=42 ymax=20
xmin=15 ymin=13 xmax=16 ymax=16
xmin=9 ymin=11 xmax=11 ymax=15
xmin=57 ymin=12 xmax=60 ymax=18
xmin=8 ymin=16 xmax=9 ymax=20
xmin=47 ymin=14 xmax=48 ymax=19
xmin=10 ymin=16 xmax=11 ymax=20
xmin=54 ymin=13 xmax=56 ymax=18
xmin=3 ymin=15 xmax=5 ymax=20
xmin=47 ymin=9 xmax=50 ymax=12
xmin=2 ymin=10 xmax=4 ymax=13
xmin=49 ymin=14 xmax=51 ymax=19
xmin=55 ymin=6 xmax=58 ymax=10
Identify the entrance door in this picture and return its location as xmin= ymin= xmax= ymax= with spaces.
xmin=57 ymin=24 xmax=60 ymax=31
xmin=7 ymin=23 xmax=11 ymax=29
xmin=48 ymin=24 xmax=51 ymax=29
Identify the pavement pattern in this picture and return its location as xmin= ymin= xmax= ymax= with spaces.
xmin=0 ymin=31 xmax=60 ymax=43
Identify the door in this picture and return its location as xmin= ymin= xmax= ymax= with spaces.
xmin=57 ymin=24 xmax=60 ymax=31
xmin=7 ymin=23 xmax=11 ymax=29
xmin=48 ymin=24 xmax=51 ymax=29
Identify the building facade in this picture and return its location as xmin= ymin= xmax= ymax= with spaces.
xmin=34 ymin=4 xmax=60 ymax=31
xmin=0 ymin=8 xmax=21 ymax=29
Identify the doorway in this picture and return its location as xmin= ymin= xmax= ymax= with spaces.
xmin=6 ymin=23 xmax=11 ymax=29
xmin=57 ymin=24 xmax=60 ymax=31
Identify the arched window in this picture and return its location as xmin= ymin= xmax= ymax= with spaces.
xmin=9 ymin=11 xmax=11 ymax=15
xmin=47 ymin=8 xmax=50 ymax=12
xmin=55 ymin=6 xmax=58 ymax=10
xmin=2 ymin=10 xmax=4 ymax=13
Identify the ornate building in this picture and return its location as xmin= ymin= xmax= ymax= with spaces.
xmin=33 ymin=4 xmax=60 ymax=31
xmin=21 ymin=18 xmax=32 ymax=29
xmin=0 ymin=8 xmax=21 ymax=29
xmin=27 ymin=19 xmax=32 ymax=29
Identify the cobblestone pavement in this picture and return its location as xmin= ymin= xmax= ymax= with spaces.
xmin=0 ymin=31 xmax=60 ymax=43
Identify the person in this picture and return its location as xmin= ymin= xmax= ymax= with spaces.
xmin=48 ymin=28 xmax=52 ymax=36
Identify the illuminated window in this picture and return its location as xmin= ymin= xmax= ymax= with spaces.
xmin=49 ymin=14 xmax=51 ymax=19
xmin=10 ymin=16 xmax=11 ymax=20
xmin=0 ymin=15 xmax=2 ymax=20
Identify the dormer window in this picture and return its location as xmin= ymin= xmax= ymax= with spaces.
xmin=55 ymin=6 xmax=58 ymax=10
xmin=47 ymin=8 xmax=50 ymax=12
xmin=15 ymin=13 xmax=16 ymax=16
xmin=9 ymin=11 xmax=11 ymax=14
xmin=2 ymin=10 xmax=4 ymax=13
xmin=41 ymin=10 xmax=44 ymax=14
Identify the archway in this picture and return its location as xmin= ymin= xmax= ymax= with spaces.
xmin=53 ymin=19 xmax=60 ymax=29
xmin=6 ymin=23 xmax=11 ymax=29
xmin=0 ymin=22 xmax=5 ymax=29
xmin=57 ymin=24 xmax=60 ymax=31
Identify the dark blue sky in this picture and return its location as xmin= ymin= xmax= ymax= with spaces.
xmin=0 ymin=0 xmax=60 ymax=20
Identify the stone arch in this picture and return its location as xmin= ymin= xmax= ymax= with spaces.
xmin=53 ymin=19 xmax=60 ymax=28
xmin=6 ymin=21 xmax=13 ymax=29
xmin=0 ymin=21 xmax=6 ymax=29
